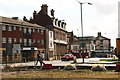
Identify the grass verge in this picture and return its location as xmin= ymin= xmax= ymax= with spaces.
xmin=100 ymin=59 xmax=120 ymax=61
xmin=2 ymin=69 xmax=120 ymax=79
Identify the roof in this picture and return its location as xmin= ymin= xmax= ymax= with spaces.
xmin=95 ymin=36 xmax=111 ymax=40
xmin=0 ymin=16 xmax=46 ymax=29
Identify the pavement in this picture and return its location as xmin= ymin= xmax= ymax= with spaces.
xmin=1 ymin=58 xmax=119 ymax=68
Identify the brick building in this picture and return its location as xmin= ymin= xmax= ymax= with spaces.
xmin=0 ymin=16 xmax=46 ymax=63
xmin=25 ymin=4 xmax=67 ymax=60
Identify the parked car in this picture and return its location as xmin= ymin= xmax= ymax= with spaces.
xmin=61 ymin=54 xmax=76 ymax=61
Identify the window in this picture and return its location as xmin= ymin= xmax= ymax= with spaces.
xmin=8 ymin=26 xmax=12 ymax=31
xmin=14 ymin=54 xmax=17 ymax=58
xmin=33 ymin=29 xmax=35 ymax=32
xmin=50 ymin=32 xmax=52 ymax=38
xmin=41 ymin=40 xmax=44 ymax=45
xmin=73 ymin=46 xmax=78 ymax=50
xmin=33 ymin=39 xmax=36 ymax=43
xmin=14 ymin=26 xmax=16 ymax=30
xmin=19 ymin=27 xmax=22 ymax=31
xmin=28 ymin=28 xmax=31 ymax=34
xmin=2 ymin=25 xmax=6 ymax=31
xmin=8 ymin=38 xmax=12 ymax=43
xmin=2 ymin=37 xmax=6 ymax=43
xmin=38 ymin=29 xmax=39 ymax=33
xmin=41 ymin=30 xmax=44 ymax=34
xmin=24 ymin=39 xmax=27 ymax=46
xmin=14 ymin=38 xmax=17 ymax=43
xmin=24 ymin=28 xmax=27 ymax=33
xmin=28 ymin=39 xmax=32 ymax=46
xmin=38 ymin=40 xmax=40 ymax=43
xmin=50 ymin=41 xmax=52 ymax=47
xmin=20 ymin=39 xmax=22 ymax=43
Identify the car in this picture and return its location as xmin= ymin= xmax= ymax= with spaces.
xmin=61 ymin=54 xmax=76 ymax=61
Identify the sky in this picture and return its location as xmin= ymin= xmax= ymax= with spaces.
xmin=0 ymin=0 xmax=119 ymax=47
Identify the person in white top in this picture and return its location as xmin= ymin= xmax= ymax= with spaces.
xmin=39 ymin=52 xmax=45 ymax=66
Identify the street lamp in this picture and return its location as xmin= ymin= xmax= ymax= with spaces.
xmin=76 ymin=0 xmax=92 ymax=63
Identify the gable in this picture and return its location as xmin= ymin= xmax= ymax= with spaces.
xmin=32 ymin=10 xmax=53 ymax=26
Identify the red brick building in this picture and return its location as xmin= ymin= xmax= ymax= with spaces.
xmin=0 ymin=16 xmax=46 ymax=63
xmin=25 ymin=4 xmax=68 ymax=60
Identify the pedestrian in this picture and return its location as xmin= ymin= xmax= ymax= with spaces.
xmin=35 ymin=51 xmax=45 ymax=66
xmin=39 ymin=52 xmax=45 ymax=66
xmin=35 ymin=52 xmax=40 ymax=66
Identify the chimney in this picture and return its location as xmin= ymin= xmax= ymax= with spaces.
xmin=23 ymin=16 xmax=27 ymax=21
xmin=98 ymin=32 xmax=101 ymax=37
xmin=12 ymin=17 xmax=18 ymax=20
xmin=51 ymin=9 xmax=55 ymax=17
xmin=33 ymin=10 xmax=37 ymax=19
xmin=41 ymin=4 xmax=48 ymax=14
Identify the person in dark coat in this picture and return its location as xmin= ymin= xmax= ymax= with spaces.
xmin=35 ymin=51 xmax=45 ymax=66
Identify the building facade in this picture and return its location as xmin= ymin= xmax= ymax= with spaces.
xmin=68 ymin=32 xmax=111 ymax=57
xmin=25 ymin=4 xmax=67 ymax=60
xmin=93 ymin=32 xmax=111 ymax=57
xmin=67 ymin=31 xmax=74 ymax=50
xmin=0 ymin=16 xmax=46 ymax=63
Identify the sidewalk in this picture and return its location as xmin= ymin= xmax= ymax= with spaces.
xmin=1 ymin=58 xmax=118 ymax=68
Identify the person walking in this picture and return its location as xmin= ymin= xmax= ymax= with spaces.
xmin=35 ymin=51 xmax=45 ymax=66
xmin=39 ymin=52 xmax=45 ymax=66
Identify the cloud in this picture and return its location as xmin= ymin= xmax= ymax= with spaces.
xmin=94 ymin=2 xmax=117 ymax=15
xmin=93 ymin=0 xmax=118 ymax=15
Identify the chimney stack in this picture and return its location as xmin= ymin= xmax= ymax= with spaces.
xmin=98 ymin=32 xmax=101 ymax=37
xmin=23 ymin=16 xmax=27 ymax=21
xmin=41 ymin=4 xmax=48 ymax=14
xmin=33 ymin=10 xmax=37 ymax=19
xmin=51 ymin=9 xmax=55 ymax=17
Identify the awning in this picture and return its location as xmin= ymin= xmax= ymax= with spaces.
xmin=22 ymin=47 xmax=38 ymax=50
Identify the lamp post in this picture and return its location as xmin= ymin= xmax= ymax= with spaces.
xmin=76 ymin=0 xmax=92 ymax=63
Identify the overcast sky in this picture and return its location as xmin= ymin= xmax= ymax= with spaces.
xmin=0 ymin=0 xmax=119 ymax=47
